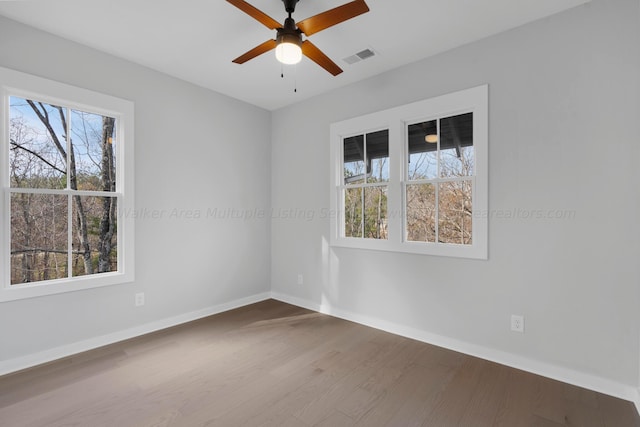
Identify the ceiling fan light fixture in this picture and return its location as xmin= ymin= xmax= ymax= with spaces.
xmin=275 ymin=32 xmax=302 ymax=64
xmin=228 ymin=0 xmax=370 ymax=75
xmin=425 ymin=134 xmax=438 ymax=144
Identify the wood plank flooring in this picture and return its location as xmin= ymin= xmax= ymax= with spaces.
xmin=0 ymin=299 xmax=638 ymax=426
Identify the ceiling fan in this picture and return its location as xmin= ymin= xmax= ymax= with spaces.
xmin=227 ymin=0 xmax=370 ymax=76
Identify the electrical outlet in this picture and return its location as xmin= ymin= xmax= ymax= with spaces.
xmin=511 ymin=314 xmax=524 ymax=333
xmin=297 ymin=274 xmax=304 ymax=285
xmin=135 ymin=292 xmax=145 ymax=307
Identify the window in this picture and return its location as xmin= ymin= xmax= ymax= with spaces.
xmin=343 ymin=129 xmax=389 ymax=239
xmin=330 ymin=85 xmax=487 ymax=259
xmin=0 ymin=66 xmax=134 ymax=301
xmin=406 ymin=113 xmax=474 ymax=244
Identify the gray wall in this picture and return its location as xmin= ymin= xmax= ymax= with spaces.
xmin=0 ymin=16 xmax=272 ymax=362
xmin=1 ymin=0 xmax=638 ymax=396
xmin=271 ymin=0 xmax=640 ymax=387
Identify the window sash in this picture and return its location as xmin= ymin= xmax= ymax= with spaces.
xmin=339 ymin=183 xmax=389 ymax=239
xmin=8 ymin=189 xmax=122 ymax=284
xmin=403 ymin=178 xmax=474 ymax=245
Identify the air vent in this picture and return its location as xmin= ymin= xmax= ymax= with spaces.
xmin=356 ymin=48 xmax=375 ymax=60
xmin=343 ymin=48 xmax=376 ymax=65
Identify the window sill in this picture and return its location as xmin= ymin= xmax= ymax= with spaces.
xmin=331 ymin=237 xmax=487 ymax=260
xmin=0 ymin=270 xmax=134 ymax=303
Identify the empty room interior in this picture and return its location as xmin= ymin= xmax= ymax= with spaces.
xmin=0 ymin=0 xmax=639 ymax=425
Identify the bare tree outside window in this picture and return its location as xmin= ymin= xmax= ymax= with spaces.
xmin=9 ymin=97 xmax=118 ymax=285
xmin=406 ymin=113 xmax=474 ymax=245
xmin=331 ymin=85 xmax=487 ymax=258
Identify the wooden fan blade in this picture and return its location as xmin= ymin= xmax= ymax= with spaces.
xmin=232 ymin=39 xmax=277 ymax=64
xmin=301 ymin=40 xmax=343 ymax=76
xmin=297 ymin=0 xmax=369 ymax=36
xmin=226 ymin=0 xmax=281 ymax=30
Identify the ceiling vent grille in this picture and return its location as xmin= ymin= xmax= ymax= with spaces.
xmin=343 ymin=48 xmax=376 ymax=65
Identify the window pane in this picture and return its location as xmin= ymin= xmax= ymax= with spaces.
xmin=367 ymin=129 xmax=389 ymax=183
xmin=72 ymin=196 xmax=118 ymax=277
xmin=9 ymin=97 xmax=67 ymax=189
xmin=344 ymin=187 xmax=362 ymax=237
xmin=11 ymin=193 xmax=68 ymax=285
xmin=438 ymin=180 xmax=472 ymax=245
xmin=71 ymin=110 xmax=117 ymax=191
xmin=364 ymin=186 xmax=388 ymax=239
xmin=344 ymin=135 xmax=365 ymax=185
xmin=406 ymin=183 xmax=436 ymax=242
xmin=407 ymin=119 xmax=437 ymax=180
xmin=439 ymin=113 xmax=474 ymax=177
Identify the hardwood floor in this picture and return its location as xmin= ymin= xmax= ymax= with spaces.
xmin=0 ymin=300 xmax=638 ymax=427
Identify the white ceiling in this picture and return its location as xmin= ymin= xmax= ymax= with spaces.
xmin=0 ymin=0 xmax=589 ymax=110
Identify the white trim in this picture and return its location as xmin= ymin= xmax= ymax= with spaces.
xmin=271 ymin=291 xmax=638 ymax=403
xmin=329 ymin=85 xmax=488 ymax=259
xmin=0 ymin=292 xmax=271 ymax=376
xmin=1 ymin=83 xmax=9 ymax=295
xmin=271 ymin=292 xmax=323 ymax=313
xmin=2 ymin=289 xmax=637 ymax=407
xmin=0 ymin=66 xmax=135 ymax=301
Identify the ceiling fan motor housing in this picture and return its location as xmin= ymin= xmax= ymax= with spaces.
xmin=277 ymin=17 xmax=302 ymax=47
xmin=276 ymin=30 xmax=302 ymax=48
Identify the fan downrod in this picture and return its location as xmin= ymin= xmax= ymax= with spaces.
xmin=282 ymin=0 xmax=299 ymax=15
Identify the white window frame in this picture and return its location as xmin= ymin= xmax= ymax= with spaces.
xmin=330 ymin=85 xmax=488 ymax=259
xmin=0 ymin=66 xmax=135 ymax=302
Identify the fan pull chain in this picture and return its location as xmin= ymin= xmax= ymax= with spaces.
xmin=279 ymin=65 xmax=298 ymax=93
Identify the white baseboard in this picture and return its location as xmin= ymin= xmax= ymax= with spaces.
xmin=4 ymin=290 xmax=638 ymax=409
xmin=271 ymin=292 xmax=638 ymax=404
xmin=272 ymin=292 xmax=322 ymax=312
xmin=0 ymin=292 xmax=271 ymax=377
